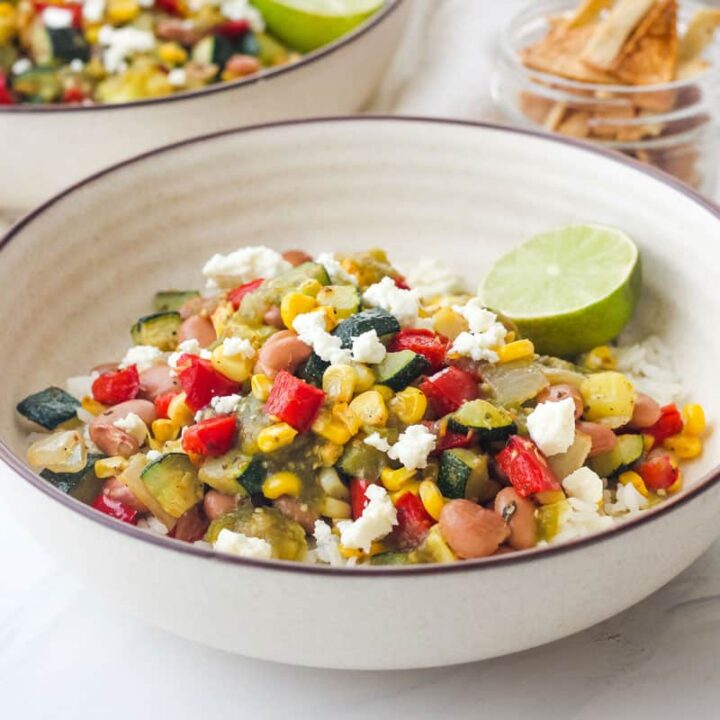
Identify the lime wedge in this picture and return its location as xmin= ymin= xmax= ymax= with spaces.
xmin=251 ymin=0 xmax=384 ymax=53
xmin=481 ymin=224 xmax=641 ymax=357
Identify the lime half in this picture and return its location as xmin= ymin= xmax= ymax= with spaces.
xmin=251 ymin=0 xmax=384 ymax=53
xmin=481 ymin=224 xmax=641 ymax=357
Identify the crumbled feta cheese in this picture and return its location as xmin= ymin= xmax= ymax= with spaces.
xmin=363 ymin=277 xmax=420 ymax=328
xmin=336 ymin=485 xmax=397 ymax=552
xmin=315 ymin=252 xmax=358 ymax=286
xmin=387 ymin=424 xmax=436 ymax=470
xmin=292 ymin=311 xmax=351 ymax=365
xmin=210 ymin=393 xmax=242 ymax=415
xmin=550 ymin=498 xmax=615 ymax=544
xmin=453 ymin=298 xmax=498 ymax=334
xmin=605 ymin=481 xmax=650 ymax=515
xmin=168 ymin=339 xmax=211 ymax=369
xmin=448 ymin=301 xmax=507 ymax=363
xmin=527 ymin=397 xmax=576 ymax=456
xmin=138 ymin=0 xmax=154 ymax=7
xmin=406 ymin=259 xmax=467 ymax=300
xmin=120 ymin=344 xmax=166 ymax=372
xmin=69 ymin=58 xmax=85 ymax=72
xmin=562 ymin=467 xmax=604 ymax=506
xmin=76 ymin=406 xmax=96 ymax=425
xmin=214 ymin=529 xmax=273 ymax=559
xmin=202 ymin=246 xmax=290 ymax=289
xmin=43 ymin=6 xmax=73 ymax=28
xmin=12 ymin=58 xmax=32 ymax=75
xmin=167 ymin=68 xmax=186 ymax=87
xmin=146 ymin=450 xmax=163 ymax=462
xmin=351 ymin=330 xmax=386 ymax=364
xmin=220 ymin=0 xmax=265 ymax=30
xmin=137 ymin=515 xmax=168 ymax=535
xmin=98 ymin=25 xmax=156 ymax=74
xmin=113 ymin=413 xmax=148 ymax=444
xmin=364 ymin=432 xmax=391 ymax=453
xmin=312 ymin=520 xmax=346 ymax=567
xmin=82 ymin=0 xmax=106 ymax=24
xmin=450 ymin=330 xmax=501 ymax=363
xmin=222 ymin=337 xmax=255 ymax=359
xmin=66 ymin=374 xmax=96 ymax=400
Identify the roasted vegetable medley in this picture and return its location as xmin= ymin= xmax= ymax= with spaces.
xmin=19 ymin=244 xmax=708 ymax=566
xmin=0 ymin=0 xmax=380 ymax=105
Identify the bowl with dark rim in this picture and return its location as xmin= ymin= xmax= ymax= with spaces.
xmin=1 ymin=116 xmax=719 ymax=669
xmin=0 ymin=0 xmax=408 ymax=212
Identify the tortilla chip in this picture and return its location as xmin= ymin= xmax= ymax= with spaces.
xmin=556 ymin=110 xmax=592 ymax=138
xmin=544 ymin=102 xmax=569 ymax=131
xmin=611 ymin=0 xmax=678 ymax=84
xmin=565 ymin=0 xmax=614 ymax=29
xmin=677 ymin=57 xmax=711 ymax=80
xmin=679 ymin=8 xmax=720 ymax=63
xmin=519 ymin=92 xmax=556 ymax=125
xmin=582 ymin=0 xmax=657 ymax=70
xmin=587 ymin=103 xmax=636 ymax=138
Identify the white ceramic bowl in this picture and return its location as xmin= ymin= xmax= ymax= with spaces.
xmin=1 ymin=117 xmax=719 ymax=670
xmin=0 ymin=0 xmax=407 ymax=212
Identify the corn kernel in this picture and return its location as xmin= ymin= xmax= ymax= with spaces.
xmin=147 ymin=438 xmax=164 ymax=452
xmin=312 ymin=410 xmax=352 ymax=445
xmin=419 ymin=479 xmax=445 ymax=520
xmin=0 ymin=3 xmax=18 ymax=44
xmin=317 ymin=441 xmax=344 ymax=467
xmin=163 ymin=439 xmax=183 ymax=454
xmin=390 ymin=481 xmax=421 ymax=504
xmin=210 ymin=302 xmax=232 ymax=337
xmin=81 ymin=396 xmax=106 ymax=416
xmin=280 ymin=292 xmax=317 ymax=330
xmin=298 ymin=278 xmax=322 ymax=297
xmin=157 ymin=41 xmax=187 ymax=66
xmin=332 ymin=402 xmax=361 ymax=436
xmin=371 ymin=384 xmax=394 ymax=404
xmin=584 ymin=345 xmax=616 ymax=371
xmin=107 ymin=0 xmax=140 ymax=24
xmin=262 ymin=471 xmax=302 ymax=500
xmin=505 ymin=331 xmax=516 ymax=343
xmin=319 ymin=497 xmax=352 ymax=519
xmin=668 ymin=470 xmax=684 ymax=495
xmin=211 ymin=345 xmax=253 ymax=383
xmin=315 ymin=304 xmax=338 ymax=331
xmin=381 ymin=466 xmax=416 ymax=492
xmin=663 ymin=434 xmax=702 ymax=460
xmin=95 ymin=456 xmax=128 ymax=479
xmin=432 ymin=307 xmax=467 ymax=341
xmin=251 ymin=374 xmax=272 ymax=401
xmin=682 ymin=403 xmax=706 ymax=437
xmin=642 ymin=433 xmax=654 ymax=452
xmin=352 ymin=364 xmax=376 ymax=393
xmin=339 ymin=544 xmax=363 ymax=559
xmin=390 ymin=387 xmax=427 ymax=425
xmin=497 ymin=339 xmax=535 ymax=364
xmin=618 ymin=471 xmax=649 ymax=498
xmin=152 ymin=419 xmax=179 ymax=443
xmin=349 ymin=390 xmax=389 ymax=427
xmin=323 ymin=365 xmax=356 ymax=403
xmin=257 ymin=422 xmax=298 ymax=453
xmin=167 ymin=392 xmax=194 ymax=427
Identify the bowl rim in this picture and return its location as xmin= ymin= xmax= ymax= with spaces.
xmin=2 ymin=114 xmax=720 ymax=577
xmin=0 ymin=0 xmax=403 ymax=115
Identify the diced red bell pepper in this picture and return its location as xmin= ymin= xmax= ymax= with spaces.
xmin=215 ymin=19 xmax=251 ymax=38
xmin=33 ymin=1 xmax=83 ymax=27
xmin=636 ymin=454 xmax=678 ymax=491
xmin=392 ymin=491 xmax=434 ymax=550
xmin=62 ymin=86 xmax=86 ymax=104
xmin=154 ymin=390 xmax=179 ymax=419
xmin=434 ymin=429 xmax=475 ymax=454
xmin=495 ymin=436 xmax=560 ymax=498
xmin=264 ymin=370 xmax=325 ymax=433
xmin=92 ymin=494 xmax=138 ymax=525
xmin=228 ymin=278 xmax=264 ymax=310
xmin=350 ymin=478 xmax=372 ymax=519
xmin=0 ymin=72 xmax=15 ymax=105
xmin=155 ymin=0 xmax=185 ymax=15
xmin=420 ymin=366 xmax=478 ymax=417
xmin=92 ymin=365 xmax=140 ymax=405
xmin=394 ymin=275 xmax=411 ymax=290
xmin=178 ymin=355 xmax=241 ymax=411
xmin=181 ymin=415 xmax=237 ymax=456
xmin=390 ymin=328 xmax=449 ymax=372
xmin=646 ymin=404 xmax=683 ymax=448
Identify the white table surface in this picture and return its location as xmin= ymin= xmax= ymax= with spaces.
xmin=3 ymin=2 xmax=720 ymax=717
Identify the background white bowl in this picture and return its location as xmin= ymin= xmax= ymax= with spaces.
xmin=1 ymin=117 xmax=719 ymax=670
xmin=0 ymin=0 xmax=407 ymax=212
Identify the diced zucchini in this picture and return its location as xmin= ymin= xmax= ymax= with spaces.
xmin=447 ymin=399 xmax=516 ymax=441
xmin=192 ymin=34 xmax=234 ymax=69
xmin=153 ymin=290 xmax=200 ymax=313
xmin=337 ymin=439 xmax=386 ymax=481
xmin=316 ymin=284 xmax=361 ymax=320
xmin=333 ymin=308 xmax=400 ymax=347
xmin=40 ymin=453 xmax=103 ymax=496
xmin=31 ymin=24 xmax=89 ymax=64
xmin=273 ymin=261 xmax=331 ymax=292
xmin=17 ymin=386 xmax=80 ymax=430
xmin=409 ymin=525 xmax=457 ymax=564
xmin=536 ymin=499 xmax=571 ymax=542
xmin=438 ymin=448 xmax=498 ymax=502
xmin=256 ymin=31 xmax=290 ymax=65
xmin=588 ymin=434 xmax=644 ymax=478
xmin=198 ymin=452 xmax=263 ymax=496
xmin=130 ymin=311 xmax=181 ymax=351
xmin=299 ymin=353 xmax=328 ymax=387
xmin=375 ymin=350 xmax=429 ymax=391
xmin=11 ymin=67 xmax=63 ymax=103
xmin=548 ymin=431 xmax=592 ymax=480
xmin=140 ymin=453 xmax=204 ymax=518
xmin=370 ymin=551 xmax=411 ymax=565
xmin=236 ymin=30 xmax=260 ymax=56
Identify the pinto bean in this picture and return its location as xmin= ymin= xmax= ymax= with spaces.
xmin=89 ymin=400 xmax=157 ymax=458
xmin=139 ymin=364 xmax=179 ymax=401
xmin=273 ymin=495 xmax=319 ymax=533
xmin=263 ymin=305 xmax=284 ymax=329
xmin=203 ymin=490 xmax=239 ymax=521
xmin=173 ymin=505 xmax=210 ymax=543
xmin=439 ymin=500 xmax=510 ymax=559
xmin=179 ymin=295 xmax=220 ymax=320
xmin=103 ymin=477 xmax=148 ymax=513
xmin=575 ymin=420 xmax=618 ymax=457
xmin=629 ymin=392 xmax=662 ymax=429
xmin=494 ymin=488 xmax=537 ymax=550
xmin=254 ymin=330 xmax=312 ymax=378
xmin=224 ymin=54 xmax=261 ymax=78
xmin=155 ymin=18 xmax=206 ymax=45
xmin=537 ymin=383 xmax=583 ymax=419
xmin=177 ymin=315 xmax=217 ymax=347
xmin=282 ymin=250 xmax=313 ymax=267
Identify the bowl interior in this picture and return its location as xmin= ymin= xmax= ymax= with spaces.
xmin=1 ymin=118 xmax=719 ymax=499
